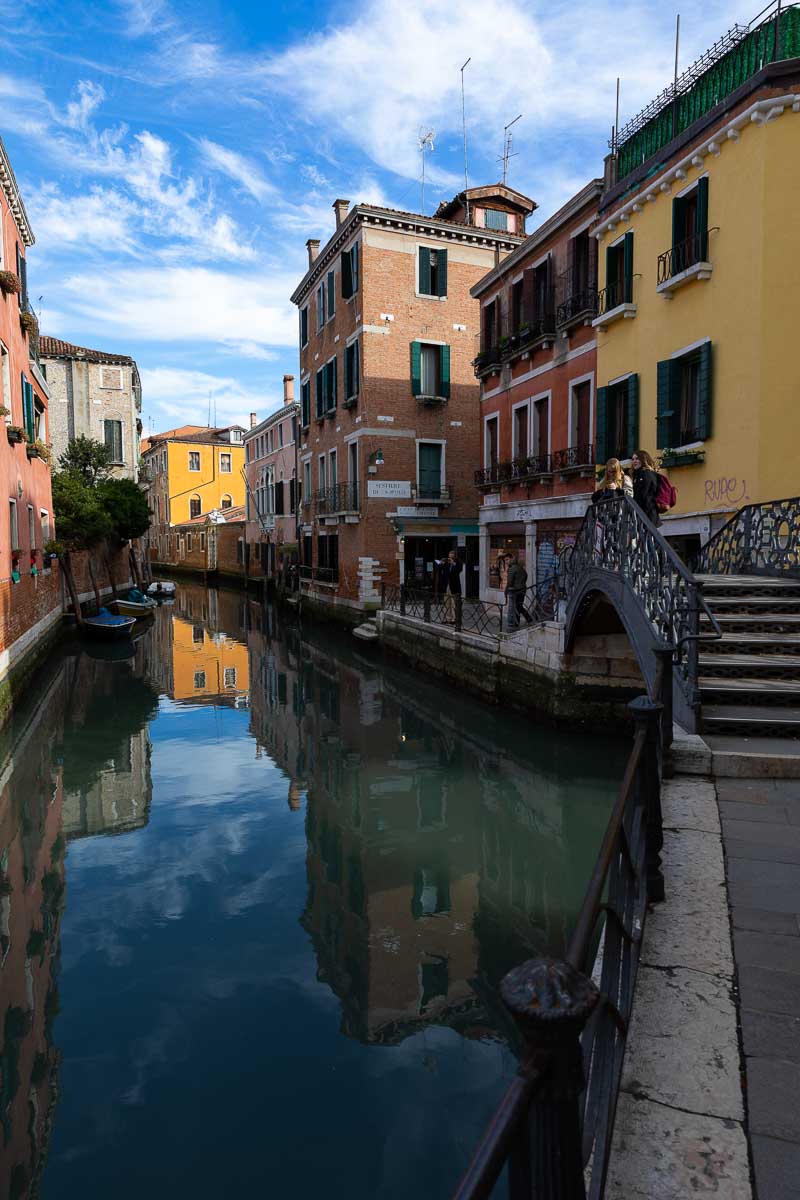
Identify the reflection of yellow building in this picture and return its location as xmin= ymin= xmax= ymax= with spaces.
xmin=171 ymin=616 xmax=250 ymax=704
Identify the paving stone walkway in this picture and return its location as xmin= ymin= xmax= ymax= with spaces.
xmin=717 ymin=777 xmax=800 ymax=1200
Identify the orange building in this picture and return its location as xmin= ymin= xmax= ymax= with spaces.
xmin=170 ymin=610 xmax=249 ymax=705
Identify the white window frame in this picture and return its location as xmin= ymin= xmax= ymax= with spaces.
xmin=9 ymin=498 xmax=18 ymax=552
xmin=224 ymin=667 xmax=237 ymax=689
xmin=27 ymin=504 xmax=35 ymax=550
xmin=347 ymin=441 xmax=358 ymax=483
xmin=567 ymin=372 xmax=595 ymax=448
xmin=511 ymin=398 xmax=531 ymax=459
xmin=415 ymin=244 xmax=447 ymax=301
xmin=219 ymin=452 xmax=232 ymax=474
xmin=303 ymin=460 xmax=311 ymax=498
xmin=328 ymin=448 xmax=337 ymax=488
xmin=316 ymin=282 xmax=326 ymax=331
xmin=188 ymin=450 xmax=201 ymax=472
xmin=40 ymin=508 xmax=50 ymax=547
xmin=0 ymin=341 xmax=10 ymax=423
xmin=483 ymin=413 xmax=499 ymax=469
xmin=318 ymin=455 xmax=326 ymax=492
xmin=415 ymin=439 xmax=446 ymax=492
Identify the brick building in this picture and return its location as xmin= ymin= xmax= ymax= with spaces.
xmin=243 ymin=374 xmax=300 ymax=582
xmin=290 ymin=189 xmax=532 ymax=619
xmin=165 ymin=505 xmax=247 ymax=580
xmin=472 ymin=180 xmax=603 ymax=601
xmin=39 ymin=336 xmax=142 ymax=480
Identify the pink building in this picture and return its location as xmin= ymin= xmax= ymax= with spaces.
xmin=244 ymin=375 xmax=301 ymax=582
xmin=0 ymin=135 xmax=58 ymax=714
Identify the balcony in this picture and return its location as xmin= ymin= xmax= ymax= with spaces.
xmin=473 ymin=345 xmax=503 ymax=378
xmin=551 ymin=443 xmax=595 ymax=476
xmin=410 ymin=484 xmax=452 ymax=506
xmin=556 ymin=287 xmax=598 ymax=330
xmin=313 ymin=481 xmax=360 ymax=517
xmin=591 ymin=282 xmax=636 ymax=329
xmin=656 ymin=230 xmax=712 ymax=297
xmin=475 ymin=452 xmax=553 ymax=489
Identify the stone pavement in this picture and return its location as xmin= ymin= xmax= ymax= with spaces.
xmin=718 ymin=777 xmax=800 ymax=1200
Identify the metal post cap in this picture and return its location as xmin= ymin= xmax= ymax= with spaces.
xmin=501 ymin=957 xmax=599 ymax=1027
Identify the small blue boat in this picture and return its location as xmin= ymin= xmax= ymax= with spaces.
xmin=83 ymin=607 xmax=137 ymax=640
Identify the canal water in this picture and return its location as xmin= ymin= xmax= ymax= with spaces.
xmin=0 ymin=582 xmax=628 ymax=1199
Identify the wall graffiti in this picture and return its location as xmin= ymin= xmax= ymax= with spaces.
xmin=704 ymin=476 xmax=750 ymax=507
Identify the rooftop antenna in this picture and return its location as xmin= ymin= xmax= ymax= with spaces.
xmin=418 ymin=128 xmax=435 ymax=213
xmin=498 ymin=114 xmax=521 ymax=185
xmin=460 ymin=58 xmax=471 ymax=220
xmin=614 ymin=77 xmax=620 ymax=154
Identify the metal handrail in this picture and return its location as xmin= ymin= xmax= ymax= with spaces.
xmin=694 ymin=494 xmax=800 ymax=577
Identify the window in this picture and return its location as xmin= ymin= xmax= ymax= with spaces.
xmin=418 ymin=246 xmax=447 ymax=297
xmin=485 ymin=416 xmax=499 ymax=468
xmin=221 ymin=494 xmax=232 ymax=509
xmin=9 ymin=499 xmax=18 ymax=552
xmin=327 ymin=270 xmax=336 ymax=321
xmin=317 ymin=532 xmax=338 ymax=578
xmin=315 ymin=367 xmax=325 ymax=419
xmin=411 ymin=868 xmax=450 ymax=919
xmin=605 ymin=232 xmax=634 ymax=309
xmin=303 ymin=460 xmax=311 ymax=500
xmin=40 ymin=510 xmax=50 ymax=546
xmin=189 ymin=496 xmax=201 ymax=518
xmin=511 ymin=278 xmax=524 ymax=331
xmin=341 ymin=243 xmax=358 ymax=299
xmin=21 ymin=376 xmax=34 ymax=441
xmin=300 ymin=305 xmax=309 ymax=347
xmin=484 ymin=208 xmax=508 ymax=231
xmin=316 ymin=282 xmax=326 ymax=330
xmin=329 ymin=450 xmax=337 ymax=488
xmin=533 ymin=395 xmax=550 ymax=460
xmin=236 ymin=539 xmax=244 ymax=565
xmin=482 ymin=299 xmax=498 ymax=351
xmin=101 ymin=419 xmax=123 ymax=463
xmin=189 ymin=451 xmax=200 ymax=471
xmin=418 ymin=442 xmax=442 ymax=499
xmin=344 ymin=340 xmax=359 ymax=401
xmin=278 ymin=423 xmax=284 ymax=448
xmin=100 ymin=366 xmax=123 ymax=390
xmin=533 ymin=259 xmax=553 ymax=324
xmin=512 ymin=403 xmax=529 ymax=460
xmin=275 ymin=478 xmax=285 ymax=515
xmin=318 ymin=455 xmax=326 ymax=492
xmin=570 ymin=379 xmax=592 ymax=451
xmin=348 ymin=442 xmax=358 ymax=486
xmin=220 ymin=452 xmax=232 ymax=473
xmin=27 ymin=504 xmax=35 ymax=550
xmin=595 ymin=375 xmax=639 ymax=462
xmin=670 ymin=177 xmax=709 ymax=274
xmin=410 ymin=342 xmax=450 ymax=400
xmin=289 ymin=472 xmax=297 ymax=514
xmin=657 ymin=343 xmax=712 ymax=447
xmin=325 ymin=358 xmax=337 ymax=413
xmin=33 ymin=391 xmax=44 ymax=438
xmin=187 ymin=533 xmax=193 ymax=552
xmin=224 ymin=667 xmax=237 ymax=689
xmin=194 ymin=671 xmax=206 ymax=689
xmin=571 ymin=230 xmax=592 ymax=295
xmin=200 ymin=532 xmax=206 ymax=551
xmin=0 ymin=342 xmax=10 ymax=420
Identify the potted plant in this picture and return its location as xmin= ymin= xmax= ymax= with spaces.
xmin=0 ymin=270 xmax=21 ymax=297
xmin=0 ymin=405 xmax=9 ymax=418
xmin=19 ymin=309 xmax=38 ymax=337
xmin=6 ymin=425 xmax=25 ymax=444
xmin=26 ymin=438 xmax=51 ymax=463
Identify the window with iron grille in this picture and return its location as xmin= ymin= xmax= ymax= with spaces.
xmin=189 ymin=451 xmax=200 ymax=471
xmin=104 ymin=419 xmax=124 ymax=463
xmin=224 ymin=667 xmax=237 ymax=688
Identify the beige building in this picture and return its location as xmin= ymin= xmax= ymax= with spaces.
xmin=39 ymin=336 xmax=142 ymax=479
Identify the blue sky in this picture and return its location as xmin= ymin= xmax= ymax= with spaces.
xmin=0 ymin=0 xmax=758 ymax=435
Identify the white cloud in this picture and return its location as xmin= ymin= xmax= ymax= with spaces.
xmin=197 ymin=137 xmax=275 ymax=202
xmin=30 ymin=183 xmax=141 ymax=254
xmin=63 ymin=79 xmax=106 ymax=131
xmin=300 ymin=163 xmax=331 ymax=189
xmin=54 ymin=263 xmax=298 ymax=350
xmin=139 ymin=366 xmax=280 ymax=426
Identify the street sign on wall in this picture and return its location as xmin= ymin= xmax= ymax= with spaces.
xmin=367 ymin=480 xmax=411 ymax=499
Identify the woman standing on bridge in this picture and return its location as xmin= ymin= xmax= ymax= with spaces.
xmin=591 ymin=458 xmax=632 ymax=504
xmin=631 ymin=450 xmax=661 ymax=526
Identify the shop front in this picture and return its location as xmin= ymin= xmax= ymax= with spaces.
xmin=396 ymin=519 xmax=480 ymax=598
xmin=479 ymin=497 xmax=591 ymax=603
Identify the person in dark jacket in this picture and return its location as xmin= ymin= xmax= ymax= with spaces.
xmin=631 ymin=450 xmax=660 ymax=526
xmin=505 ymin=554 xmax=532 ymax=628
xmin=440 ymin=550 xmax=462 ymax=622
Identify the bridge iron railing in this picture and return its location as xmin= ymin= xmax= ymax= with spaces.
xmin=694 ymin=494 xmax=800 ymax=578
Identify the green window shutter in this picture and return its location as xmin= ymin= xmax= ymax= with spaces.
xmin=352 ymin=242 xmax=358 ymax=293
xmin=439 ymin=345 xmax=451 ymax=399
xmin=656 ymin=359 xmax=677 ymax=449
xmin=327 ymin=358 xmax=337 ymax=410
xmin=302 ymin=381 xmax=310 ymax=426
xmin=327 ymin=270 xmax=335 ymax=318
xmin=625 ymin=374 xmax=640 ymax=459
xmin=671 ymin=195 xmax=683 ymax=254
xmin=316 ymin=369 xmax=324 ymax=418
xmin=696 ymin=176 xmax=709 ymax=259
xmin=595 ymin=386 xmax=609 ymax=463
xmin=697 ymin=341 xmax=713 ymax=440
xmin=437 ymin=248 xmax=448 ymax=297
xmin=22 ymin=376 xmax=34 ymax=441
xmin=300 ymin=307 xmax=308 ymax=345
xmin=353 ymin=339 xmax=359 ymax=395
xmin=623 ymin=232 xmax=634 ymax=304
xmin=344 ymin=346 xmax=351 ymax=398
xmin=605 ymin=245 xmax=615 ymax=303
xmin=418 ymin=246 xmax=431 ymax=295
xmin=341 ymin=251 xmax=352 ymax=299
xmin=410 ymin=341 xmax=422 ymax=396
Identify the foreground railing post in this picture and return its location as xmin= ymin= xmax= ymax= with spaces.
xmin=400 ymin=584 xmax=406 ymax=616
xmin=424 ymin=592 xmax=431 ymax=623
xmin=501 ymin=958 xmax=599 ymax=1200
xmin=454 ymin=594 xmax=462 ymax=632
xmin=653 ymin=643 xmax=674 ymax=760
xmin=629 ymin=695 xmax=665 ymax=904
xmin=380 ymin=581 xmax=386 ymax=609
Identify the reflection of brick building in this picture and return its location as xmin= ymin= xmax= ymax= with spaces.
xmin=62 ymin=724 xmax=151 ymax=840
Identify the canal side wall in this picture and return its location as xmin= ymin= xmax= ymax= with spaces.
xmin=375 ymin=611 xmax=644 ymax=727
xmin=0 ymin=544 xmax=133 ymax=727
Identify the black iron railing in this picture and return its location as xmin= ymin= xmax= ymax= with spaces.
xmin=552 ymin=444 xmax=595 ymax=473
xmin=557 ymin=287 xmax=599 ymax=326
xmin=562 ymin=493 xmax=721 ymax=717
xmin=694 ymin=495 xmax=800 ymax=578
xmin=454 ymin=670 xmax=669 ymax=1200
xmin=411 ymin=484 xmax=452 ymax=503
xmin=474 ymin=346 xmax=503 ymax=374
xmin=381 ymin=585 xmax=506 ymax=643
xmin=314 ymin=482 xmax=359 ymax=515
xmin=657 ymin=229 xmax=710 ymax=284
xmin=299 ymin=564 xmax=338 ymax=584
xmin=595 ymin=281 xmax=630 ymax=316
xmin=475 ymin=446 xmax=594 ymax=489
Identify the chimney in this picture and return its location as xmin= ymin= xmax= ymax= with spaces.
xmin=283 ymin=374 xmax=295 ymax=405
xmin=249 ymin=412 xmax=258 ymax=428
xmin=332 ymin=198 xmax=350 ymax=229
xmin=306 ymin=238 xmax=320 ymax=267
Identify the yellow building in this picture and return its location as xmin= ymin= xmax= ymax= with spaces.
xmin=170 ymin=613 xmax=249 ymax=705
xmin=141 ymin=424 xmax=246 ymax=545
xmin=592 ymin=11 xmax=800 ymax=556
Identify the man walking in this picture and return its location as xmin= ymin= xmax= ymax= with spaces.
xmin=505 ymin=554 xmax=532 ymax=629
xmin=440 ymin=549 xmax=462 ymax=623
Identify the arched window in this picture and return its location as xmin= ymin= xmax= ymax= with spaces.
xmin=189 ymin=495 xmax=201 ymax=519
xmin=221 ymin=494 xmax=232 ymax=510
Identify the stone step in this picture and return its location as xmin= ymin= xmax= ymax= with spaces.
xmin=703 ymin=732 xmax=800 ymax=771
xmin=700 ymin=675 xmax=800 ymax=695
xmin=705 ymin=596 xmax=800 ymax=609
xmin=697 ymin=573 xmax=800 ymax=590
xmin=699 ymin=652 xmax=800 ymax=675
xmin=703 ymin=705 xmax=800 ymax=739
xmin=704 ymin=632 xmax=800 ymax=653
xmin=701 ymin=612 xmax=800 ymax=633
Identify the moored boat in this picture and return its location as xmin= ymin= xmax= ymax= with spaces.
xmin=82 ymin=609 xmax=137 ymax=640
xmin=147 ymin=580 xmax=176 ymax=599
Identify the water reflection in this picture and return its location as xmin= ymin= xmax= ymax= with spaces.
xmin=0 ymin=583 xmax=626 ymax=1198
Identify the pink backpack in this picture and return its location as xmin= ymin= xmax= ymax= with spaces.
xmin=656 ymin=473 xmax=677 ymax=514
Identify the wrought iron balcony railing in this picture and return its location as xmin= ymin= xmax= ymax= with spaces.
xmin=551 ymin=443 xmax=595 ymax=472
xmin=475 ymin=452 xmax=553 ymax=488
xmin=410 ymin=484 xmax=452 ymax=504
xmin=595 ymin=280 xmax=630 ymax=316
xmin=657 ymin=229 xmax=710 ymax=284
xmin=556 ymin=287 xmax=599 ymax=326
xmin=313 ymin=481 xmax=359 ymax=516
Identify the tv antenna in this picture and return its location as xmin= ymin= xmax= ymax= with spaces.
xmin=418 ymin=128 xmax=435 ymax=213
xmin=497 ymin=114 xmax=522 ymax=185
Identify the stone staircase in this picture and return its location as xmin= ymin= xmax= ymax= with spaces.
xmin=697 ymin=574 xmax=800 ymax=737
